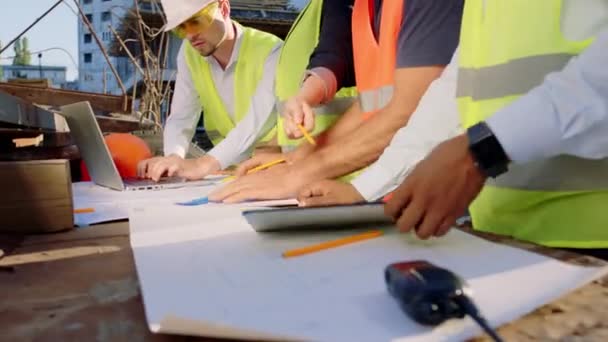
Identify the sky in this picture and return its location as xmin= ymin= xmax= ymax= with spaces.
xmin=0 ymin=1 xmax=307 ymax=82
xmin=0 ymin=0 xmax=79 ymax=81
xmin=292 ymin=0 xmax=307 ymax=8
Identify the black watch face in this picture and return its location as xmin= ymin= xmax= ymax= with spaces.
xmin=468 ymin=122 xmax=492 ymax=144
xmin=467 ymin=122 xmax=508 ymax=178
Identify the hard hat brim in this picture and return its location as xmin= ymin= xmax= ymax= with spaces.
xmin=162 ymin=0 xmax=215 ymax=32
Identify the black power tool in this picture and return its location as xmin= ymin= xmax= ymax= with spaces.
xmin=385 ymin=260 xmax=503 ymax=342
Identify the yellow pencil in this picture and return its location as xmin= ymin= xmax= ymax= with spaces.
xmin=297 ymin=124 xmax=317 ymax=146
xmin=247 ymin=158 xmax=287 ymax=174
xmin=282 ymin=230 xmax=383 ymax=259
xmin=74 ymin=207 xmax=95 ymax=214
xmin=223 ymin=158 xmax=287 ymax=182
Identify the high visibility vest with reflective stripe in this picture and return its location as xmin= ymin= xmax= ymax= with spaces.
xmin=458 ymin=0 xmax=608 ymax=248
xmin=352 ymin=0 xmax=403 ymax=119
xmin=184 ymin=24 xmax=281 ymax=146
xmin=275 ymin=0 xmax=357 ymax=149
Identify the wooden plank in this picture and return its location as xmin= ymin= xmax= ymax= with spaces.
xmin=7 ymin=78 xmax=52 ymax=88
xmin=0 ymin=90 xmax=57 ymax=130
xmin=0 ymin=145 xmax=80 ymax=162
xmin=232 ymin=0 xmax=287 ymax=9
xmin=96 ymin=115 xmax=157 ymax=133
xmin=0 ymin=159 xmax=73 ymax=233
xmin=0 ymin=82 xmax=132 ymax=113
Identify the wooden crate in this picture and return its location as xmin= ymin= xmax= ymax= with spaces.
xmin=0 ymin=159 xmax=74 ymax=233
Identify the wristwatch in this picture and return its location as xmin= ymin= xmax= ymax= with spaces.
xmin=466 ymin=121 xmax=510 ymax=178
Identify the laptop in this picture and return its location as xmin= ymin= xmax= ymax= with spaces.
xmin=60 ymin=101 xmax=222 ymax=191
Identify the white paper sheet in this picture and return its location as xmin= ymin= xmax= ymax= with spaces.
xmin=129 ymin=204 xmax=608 ymax=342
xmin=73 ymin=182 xmax=298 ymax=226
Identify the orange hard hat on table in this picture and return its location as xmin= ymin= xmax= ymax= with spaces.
xmin=81 ymin=133 xmax=153 ymax=181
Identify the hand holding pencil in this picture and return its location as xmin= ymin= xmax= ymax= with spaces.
xmin=282 ymin=97 xmax=317 ymax=142
xmin=224 ymin=157 xmax=286 ymax=182
xmin=230 ymin=151 xmax=290 ymax=178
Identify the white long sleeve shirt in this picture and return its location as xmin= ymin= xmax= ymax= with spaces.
xmin=352 ymin=1 xmax=608 ymax=201
xmin=350 ymin=49 xmax=462 ymax=201
xmin=163 ymin=23 xmax=282 ymax=168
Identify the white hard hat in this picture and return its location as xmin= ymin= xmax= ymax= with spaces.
xmin=160 ymin=0 xmax=216 ymax=31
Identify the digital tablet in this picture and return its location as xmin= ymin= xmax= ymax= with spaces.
xmin=242 ymin=202 xmax=393 ymax=232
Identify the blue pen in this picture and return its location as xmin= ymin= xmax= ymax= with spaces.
xmin=175 ymin=196 xmax=210 ymax=206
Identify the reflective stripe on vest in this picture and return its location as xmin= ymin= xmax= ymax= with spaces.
xmin=457 ymin=53 xmax=574 ymax=101
xmin=275 ymin=0 xmax=357 ymax=148
xmin=457 ymin=51 xmax=608 ymax=191
xmin=276 ymin=96 xmax=357 ymax=118
xmin=352 ymin=0 xmax=403 ymax=118
xmin=358 ymin=86 xmax=394 ymax=114
xmin=184 ymin=23 xmax=281 ymax=146
xmin=458 ymin=0 xmax=608 ymax=248
xmin=488 ymin=156 xmax=608 ymax=191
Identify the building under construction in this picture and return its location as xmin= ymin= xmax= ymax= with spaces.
xmin=0 ymin=0 xmax=299 ymax=167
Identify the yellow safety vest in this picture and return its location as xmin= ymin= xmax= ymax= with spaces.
xmin=275 ymin=0 xmax=358 ymax=149
xmin=275 ymin=0 xmax=361 ymax=181
xmin=184 ymin=23 xmax=281 ymax=146
xmin=457 ymin=0 xmax=608 ymax=248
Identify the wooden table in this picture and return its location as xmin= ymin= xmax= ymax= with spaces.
xmin=1 ymin=222 xmax=607 ymax=342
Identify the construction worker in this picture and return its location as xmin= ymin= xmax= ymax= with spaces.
xmin=275 ymin=0 xmax=357 ymax=153
xmin=137 ymin=0 xmax=282 ymax=181
xmin=278 ymin=0 xmax=356 ymax=144
xmin=299 ymin=1 xmax=608 ymax=258
xmin=210 ymin=0 xmax=464 ymax=203
xmin=297 ymin=47 xmax=462 ymax=208
xmin=384 ymin=0 xmax=608 ymax=258
xmin=231 ymin=0 xmax=359 ymax=178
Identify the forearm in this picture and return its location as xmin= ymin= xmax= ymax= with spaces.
xmin=315 ymin=101 xmax=365 ymax=146
xmin=208 ymin=44 xmax=282 ymax=168
xmin=163 ymin=116 xmax=198 ymax=157
xmin=299 ymin=66 xmax=445 ymax=180
xmin=207 ymin=111 xmax=276 ymax=168
xmin=351 ymin=50 xmax=462 ymax=200
xmin=296 ymin=73 xmax=327 ymax=106
xmin=307 ymin=101 xmax=415 ymax=179
xmin=306 ymin=0 xmax=355 ymax=92
xmin=486 ymin=29 xmax=608 ymax=163
xmin=164 ymin=43 xmax=201 ymax=157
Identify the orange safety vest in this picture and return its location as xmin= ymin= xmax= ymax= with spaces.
xmin=351 ymin=0 xmax=404 ymax=119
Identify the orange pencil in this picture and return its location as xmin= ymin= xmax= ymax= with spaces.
xmin=74 ymin=207 xmax=95 ymax=214
xmin=246 ymin=158 xmax=287 ymax=174
xmin=223 ymin=158 xmax=286 ymax=182
xmin=296 ymin=124 xmax=317 ymax=146
xmin=282 ymin=230 xmax=383 ymax=259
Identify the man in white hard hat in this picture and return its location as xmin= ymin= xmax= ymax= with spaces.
xmin=138 ymin=0 xmax=282 ymax=181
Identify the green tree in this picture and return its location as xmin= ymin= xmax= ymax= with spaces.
xmin=12 ymin=37 xmax=31 ymax=66
xmin=13 ymin=38 xmax=22 ymax=65
xmin=21 ymin=37 xmax=31 ymax=65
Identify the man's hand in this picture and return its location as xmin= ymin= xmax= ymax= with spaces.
xmin=137 ymin=154 xmax=221 ymax=181
xmin=234 ymin=152 xmax=287 ymax=177
xmin=209 ymin=163 xmax=309 ymax=203
xmin=235 ymin=143 xmax=316 ymax=177
xmin=297 ymin=180 xmax=365 ymax=207
xmin=137 ymin=155 xmax=182 ymax=180
xmin=282 ymin=96 xmax=315 ymax=139
xmin=384 ymin=135 xmax=486 ymax=239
